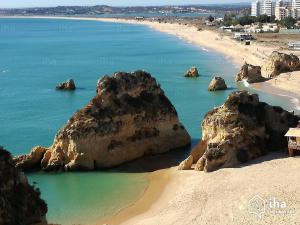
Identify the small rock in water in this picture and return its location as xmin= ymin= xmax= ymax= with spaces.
xmin=208 ymin=76 xmax=227 ymax=91
xmin=185 ymin=67 xmax=199 ymax=77
xmin=56 ymin=79 xmax=76 ymax=90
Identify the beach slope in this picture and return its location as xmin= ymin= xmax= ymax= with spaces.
xmin=121 ymin=153 xmax=300 ymax=225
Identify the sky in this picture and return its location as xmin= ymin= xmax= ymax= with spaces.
xmin=0 ymin=0 xmax=250 ymax=8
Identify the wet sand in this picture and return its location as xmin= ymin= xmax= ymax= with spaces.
xmin=100 ymin=169 xmax=170 ymax=225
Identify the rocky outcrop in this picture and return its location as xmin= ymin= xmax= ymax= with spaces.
xmin=0 ymin=146 xmax=47 ymax=225
xmin=263 ymin=51 xmax=300 ymax=78
xmin=56 ymin=79 xmax=76 ymax=90
xmin=16 ymin=71 xmax=191 ymax=171
xmin=179 ymin=91 xmax=299 ymax=172
xmin=178 ymin=155 xmax=193 ymax=170
xmin=14 ymin=146 xmax=49 ymax=171
xmin=235 ymin=63 xmax=267 ymax=83
xmin=208 ymin=76 xmax=227 ymax=91
xmin=185 ymin=67 xmax=199 ymax=77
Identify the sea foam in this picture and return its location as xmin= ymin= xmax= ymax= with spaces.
xmin=242 ymin=79 xmax=250 ymax=87
xmin=277 ymin=93 xmax=300 ymax=111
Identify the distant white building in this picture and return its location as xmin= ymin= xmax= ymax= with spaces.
xmin=275 ymin=0 xmax=292 ymax=20
xmin=251 ymin=0 xmax=275 ymax=17
xmin=253 ymin=0 xmax=300 ymax=20
xmin=275 ymin=0 xmax=283 ymax=20
xmin=261 ymin=0 xmax=274 ymax=16
xmin=252 ymin=0 xmax=261 ymax=16
xmin=215 ymin=17 xmax=224 ymax=22
xmin=291 ymin=0 xmax=300 ymax=18
xmin=262 ymin=23 xmax=279 ymax=31
xmin=244 ymin=24 xmax=262 ymax=33
xmin=278 ymin=0 xmax=300 ymax=19
xmin=292 ymin=0 xmax=300 ymax=10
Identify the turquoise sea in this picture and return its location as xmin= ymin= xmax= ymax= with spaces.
xmin=0 ymin=18 xmax=298 ymax=225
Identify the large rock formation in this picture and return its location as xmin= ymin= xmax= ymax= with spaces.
xmin=235 ymin=63 xmax=267 ymax=83
xmin=56 ymin=79 xmax=76 ymax=90
xmin=263 ymin=51 xmax=300 ymax=78
xmin=14 ymin=146 xmax=48 ymax=171
xmin=185 ymin=67 xmax=199 ymax=77
xmin=0 ymin=146 xmax=47 ymax=225
xmin=179 ymin=91 xmax=299 ymax=172
xmin=15 ymin=71 xmax=191 ymax=171
xmin=208 ymin=76 xmax=227 ymax=91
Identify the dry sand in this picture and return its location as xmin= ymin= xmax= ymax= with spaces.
xmin=121 ymin=153 xmax=300 ymax=225
xmin=256 ymin=71 xmax=300 ymax=102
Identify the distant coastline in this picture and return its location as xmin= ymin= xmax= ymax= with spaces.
xmin=2 ymin=15 xmax=300 ymax=107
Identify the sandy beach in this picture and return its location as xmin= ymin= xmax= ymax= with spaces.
xmin=91 ymin=17 xmax=300 ymax=225
xmin=121 ymin=153 xmax=300 ymax=225
xmin=3 ymin=16 xmax=300 ymax=225
xmin=96 ymin=18 xmax=300 ymax=100
xmin=97 ymin=17 xmax=273 ymax=66
xmin=100 ymin=169 xmax=170 ymax=225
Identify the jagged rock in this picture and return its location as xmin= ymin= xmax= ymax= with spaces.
xmin=0 ymin=146 xmax=47 ymax=225
xmin=14 ymin=146 xmax=48 ymax=171
xmin=178 ymin=155 xmax=193 ymax=170
xmin=208 ymin=76 xmax=227 ymax=91
xmin=185 ymin=67 xmax=199 ymax=77
xmin=235 ymin=63 xmax=267 ymax=83
xmin=16 ymin=71 xmax=191 ymax=171
xmin=179 ymin=91 xmax=299 ymax=172
xmin=56 ymin=79 xmax=76 ymax=90
xmin=263 ymin=51 xmax=300 ymax=78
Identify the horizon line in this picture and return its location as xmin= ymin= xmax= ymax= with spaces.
xmin=0 ymin=2 xmax=251 ymax=10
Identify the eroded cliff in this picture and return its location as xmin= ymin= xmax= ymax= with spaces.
xmin=15 ymin=71 xmax=191 ymax=171
xmin=179 ymin=91 xmax=299 ymax=172
xmin=0 ymin=146 xmax=47 ymax=225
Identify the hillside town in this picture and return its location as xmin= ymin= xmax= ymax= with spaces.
xmin=197 ymin=0 xmax=300 ymax=50
xmin=0 ymin=4 xmax=249 ymax=16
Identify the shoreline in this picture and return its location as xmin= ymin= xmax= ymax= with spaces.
xmin=3 ymin=15 xmax=300 ymax=104
xmin=99 ymin=169 xmax=170 ymax=225
xmin=252 ymin=75 xmax=300 ymax=111
xmin=120 ymin=152 xmax=300 ymax=225
xmin=0 ymin=15 xmax=275 ymax=65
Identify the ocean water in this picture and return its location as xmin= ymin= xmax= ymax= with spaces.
xmin=0 ymin=18 xmax=297 ymax=225
xmin=96 ymin=12 xmax=219 ymax=18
